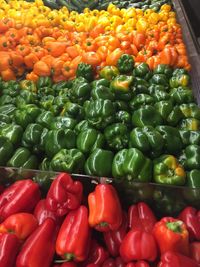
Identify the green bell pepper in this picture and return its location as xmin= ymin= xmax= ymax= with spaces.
xmin=129 ymin=126 xmax=164 ymax=158
xmin=99 ymin=66 xmax=119 ymax=81
xmin=150 ymin=74 xmax=168 ymax=87
xmin=0 ymin=113 xmax=11 ymax=126
xmin=0 ymin=136 xmax=14 ymax=165
xmin=15 ymin=90 xmax=38 ymax=107
xmin=1 ymin=81 xmax=20 ymax=97
xmin=132 ymin=105 xmax=163 ymax=127
xmin=169 ymin=74 xmax=190 ymax=88
xmin=110 ymin=75 xmax=134 ymax=94
xmin=179 ymin=103 xmax=200 ymax=119
xmin=74 ymin=120 xmax=93 ymax=134
xmin=169 ymin=87 xmax=194 ymax=104
xmin=112 ymin=148 xmax=152 ymax=182
xmin=179 ymin=130 xmax=200 ymax=146
xmin=76 ymin=128 xmax=105 ymax=153
xmin=39 ymin=95 xmax=58 ymax=115
xmin=104 ymin=123 xmax=129 ymax=151
xmin=156 ymin=125 xmax=183 ymax=155
xmin=114 ymin=100 xmax=129 ymax=111
xmin=14 ymin=104 xmax=41 ymax=129
xmin=91 ymin=85 xmax=115 ymax=101
xmin=52 ymin=80 xmax=72 ymax=93
xmin=153 ymin=154 xmax=186 ymax=185
xmin=76 ymin=62 xmax=94 ymax=82
xmin=0 ymin=95 xmax=15 ymax=106
xmin=91 ymin=78 xmax=110 ymax=89
xmin=0 ymin=104 xmax=16 ymax=117
xmin=61 ymin=102 xmax=84 ymax=121
xmin=84 ymin=148 xmax=114 ymax=177
xmin=36 ymin=127 xmax=49 ymax=152
xmin=153 ymin=64 xmax=173 ymax=78
xmin=179 ymin=145 xmax=200 ymax=170
xmin=115 ymin=110 xmax=131 ymax=126
xmin=130 ymin=94 xmax=154 ymax=110
xmin=186 ymin=170 xmax=200 ymax=188
xmin=20 ymin=80 xmax=37 ymax=93
xmin=36 ymin=111 xmax=55 ymax=129
xmin=50 ymin=116 xmax=77 ymax=130
xmin=134 ymin=62 xmax=151 ymax=79
xmin=0 ymin=123 xmax=23 ymax=145
xmin=179 ymin=118 xmax=200 ymax=131
xmin=151 ymin=89 xmax=170 ymax=102
xmin=33 ymin=172 xmax=52 ymax=193
xmin=134 ymin=77 xmax=149 ymax=94
xmin=38 ymin=86 xmax=55 ymax=97
xmin=39 ymin=157 xmax=51 ymax=171
xmin=117 ymin=54 xmax=134 ymax=74
xmin=54 ymin=95 xmax=69 ymax=110
xmin=7 ymin=147 xmax=38 ymax=169
xmin=84 ymin=99 xmax=115 ymax=129
xmin=172 ymin=68 xmax=188 ymax=77
xmin=50 ymin=148 xmax=85 ymax=173
xmin=69 ymin=77 xmax=91 ymax=104
xmin=36 ymin=76 xmax=53 ymax=89
xmin=22 ymin=123 xmax=43 ymax=147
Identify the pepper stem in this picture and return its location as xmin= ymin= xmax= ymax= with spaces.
xmin=166 ymin=221 xmax=183 ymax=233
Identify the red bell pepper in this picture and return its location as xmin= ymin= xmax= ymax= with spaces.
xmin=0 ymin=212 xmax=38 ymax=241
xmin=128 ymin=202 xmax=157 ymax=232
xmin=88 ymin=184 xmax=123 ymax=232
xmin=16 ymin=218 xmax=57 ymax=267
xmin=84 ymin=239 xmax=109 ymax=266
xmin=190 ymin=242 xmax=200 ymax=264
xmin=102 ymin=257 xmax=125 ymax=267
xmin=86 ymin=265 xmax=99 ymax=267
xmin=46 ymin=173 xmax=83 ymax=217
xmin=0 ymin=179 xmax=41 ymax=222
xmin=104 ymin=211 xmax=128 ymax=256
xmin=119 ymin=228 xmax=157 ymax=263
xmin=153 ymin=217 xmax=189 ymax=256
xmin=34 ymin=199 xmax=64 ymax=226
xmin=158 ymin=251 xmax=199 ymax=267
xmin=178 ymin=207 xmax=200 ymax=241
xmin=56 ymin=205 xmax=91 ymax=262
xmin=53 ymin=263 xmax=77 ymax=267
xmin=125 ymin=261 xmax=150 ymax=267
xmin=0 ymin=233 xmax=20 ymax=267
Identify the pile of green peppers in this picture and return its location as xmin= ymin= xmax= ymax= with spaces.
xmin=0 ymin=55 xmax=200 ymax=197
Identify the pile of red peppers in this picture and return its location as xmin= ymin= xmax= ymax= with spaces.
xmin=0 ymin=172 xmax=200 ymax=267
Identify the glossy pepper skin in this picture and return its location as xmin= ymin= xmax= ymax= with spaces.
xmin=0 ymin=212 xmax=38 ymax=241
xmin=125 ymin=261 xmax=150 ymax=267
xmin=69 ymin=77 xmax=91 ymax=104
xmin=36 ymin=76 xmax=53 ymax=89
xmin=112 ymin=148 xmax=152 ymax=182
xmin=22 ymin=123 xmax=43 ymax=148
xmin=169 ymin=74 xmax=190 ymax=88
xmin=117 ymin=54 xmax=134 ymax=74
xmin=0 ymin=233 xmax=20 ymax=267
xmin=91 ymin=85 xmax=115 ymax=101
xmin=91 ymin=78 xmax=110 ymax=89
xmin=129 ymin=126 xmax=164 ymax=158
xmin=187 ymin=170 xmax=200 ymax=187
xmin=134 ymin=63 xmax=151 ymax=79
xmin=104 ymin=212 xmax=128 ymax=257
xmin=50 ymin=148 xmax=85 ymax=173
xmin=56 ymin=205 xmax=90 ymax=262
xmin=7 ymin=147 xmax=38 ymax=169
xmin=153 ymin=155 xmax=186 ymax=186
xmin=50 ymin=116 xmax=77 ymax=131
xmin=0 ymin=123 xmax=23 ymax=145
xmin=178 ymin=207 xmax=200 ymax=241
xmin=99 ymin=66 xmax=119 ymax=81
xmin=154 ymin=64 xmax=173 ymax=78
xmin=128 ymin=202 xmax=157 ymax=233
xmin=179 ymin=103 xmax=200 ymax=119
xmin=0 ymin=179 xmax=41 ymax=222
xmin=61 ymin=102 xmax=84 ymax=121
xmin=190 ymin=242 xmax=200 ymax=264
xmin=110 ymin=75 xmax=134 ymax=94
xmin=84 ymin=148 xmax=114 ymax=177
xmin=120 ymin=229 xmax=157 ymax=262
xmin=20 ymin=79 xmax=37 ymax=93
xmin=16 ymin=218 xmax=57 ymax=267
xmin=15 ymin=90 xmax=38 ymax=107
xmin=76 ymin=63 xmax=94 ymax=82
xmin=36 ymin=110 xmax=55 ymax=129
xmin=130 ymin=94 xmax=154 ymax=110
xmin=179 ymin=130 xmax=200 ymax=147
xmin=179 ymin=145 xmax=200 ymax=170
xmin=170 ymin=87 xmax=194 ymax=104
xmin=88 ymin=184 xmax=122 ymax=232
xmin=0 ymin=136 xmax=14 ymax=165
xmin=46 ymin=173 xmax=83 ymax=217
xmin=102 ymin=257 xmax=125 ymax=267
xmin=104 ymin=123 xmax=129 ymax=151
xmin=179 ymin=118 xmax=200 ymax=131
xmin=158 ymin=251 xmax=199 ymax=267
xmin=153 ymin=217 xmax=189 ymax=255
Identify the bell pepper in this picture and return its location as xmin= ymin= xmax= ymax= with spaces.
xmin=36 ymin=76 xmax=53 ymax=89
xmin=110 ymin=75 xmax=134 ymax=95
xmin=117 ymin=54 xmax=134 ymax=74
xmin=52 ymin=81 xmax=72 ymax=92
xmin=84 ymin=239 xmax=109 ymax=265
xmin=190 ymin=242 xmax=200 ymax=264
xmin=0 ymin=136 xmax=14 ymax=165
xmin=153 ymin=217 xmax=189 ymax=255
xmin=179 ymin=118 xmax=200 ymax=131
xmin=0 ymin=113 xmax=11 ymax=126
xmin=150 ymin=74 xmax=168 ymax=87
xmin=76 ymin=63 xmax=94 ymax=82
xmin=54 ymin=95 xmax=69 ymax=110
xmin=20 ymin=79 xmax=37 ymax=93
xmin=0 ymin=104 xmax=16 ymax=117
xmin=179 ymin=103 xmax=200 ymax=120
xmin=102 ymin=257 xmax=125 ymax=267
xmin=187 ymin=170 xmax=200 ymax=188
xmin=69 ymin=77 xmax=91 ymax=104
xmin=0 ymin=233 xmax=20 ymax=267
xmin=103 ymin=212 xmax=128 ymax=257
xmin=169 ymin=74 xmax=190 ymax=88
xmin=99 ymin=66 xmax=120 ymax=81
xmin=132 ymin=105 xmax=163 ymax=127
xmin=114 ymin=101 xmax=130 ymax=111
xmin=173 ymin=68 xmax=188 ymax=77
xmin=46 ymin=173 xmax=83 ymax=217
xmin=0 ymin=179 xmax=41 ymax=222
xmin=22 ymin=123 xmax=43 ymax=148
xmin=74 ymin=120 xmax=92 ymax=134
xmin=77 ymin=129 xmax=105 ymax=154
xmin=158 ymin=251 xmax=199 ymax=267
xmin=84 ymin=148 xmax=114 ymax=177
xmin=179 ymin=145 xmax=200 ymax=170
xmin=128 ymin=202 xmax=157 ymax=233
xmin=61 ymin=102 xmax=84 ymax=121
xmin=45 ymin=129 xmax=76 ymax=158
xmin=156 ymin=126 xmax=183 ymax=155
xmin=14 ymin=104 xmax=41 ymax=129
xmin=15 ymin=90 xmax=38 ymax=107
xmin=170 ymin=87 xmax=194 ymax=104
xmin=88 ymin=184 xmax=122 ymax=232
xmin=7 ymin=147 xmax=38 ymax=169
xmin=116 ymin=110 xmax=131 ymax=126
xmin=91 ymin=78 xmax=110 ymax=89
xmin=129 ymin=126 xmax=164 ymax=158
xmin=134 ymin=77 xmax=149 ymax=95
xmin=0 ymin=212 xmax=38 ymax=241
xmin=134 ymin=63 xmax=151 ymax=79
xmin=16 ymin=218 xmax=57 ymax=267
xmin=50 ymin=148 xmax=85 ymax=173
xmin=179 ymin=130 xmax=200 ymax=146
xmin=36 ymin=110 xmax=55 ymax=129
xmin=91 ymin=85 xmax=115 ymax=101
xmin=104 ymin=123 xmax=129 ymax=151
xmin=54 ymin=263 xmax=77 ymax=267
xmin=150 ymin=88 xmax=170 ymax=102
xmin=178 ymin=207 xmax=200 ymax=241
xmin=112 ymin=148 xmax=152 ymax=182
xmin=154 ymin=64 xmax=173 ymax=78
xmin=120 ymin=228 xmax=157 ymax=262
xmin=56 ymin=205 xmax=91 ymax=262
xmin=0 ymin=95 xmax=15 ymax=105
xmin=39 ymin=95 xmax=58 ymax=115
xmin=84 ymin=99 xmax=115 ymax=129
xmin=1 ymin=80 xmax=20 ymax=96
xmin=153 ymin=154 xmax=186 ymax=185
xmin=0 ymin=123 xmax=23 ymax=145
xmin=125 ymin=261 xmax=150 ymax=267
xmin=50 ymin=116 xmax=77 ymax=131
xmin=129 ymin=94 xmax=154 ymax=110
